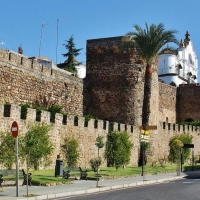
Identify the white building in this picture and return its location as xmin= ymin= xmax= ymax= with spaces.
xmin=158 ymin=31 xmax=198 ymax=86
xmin=30 ymin=56 xmax=86 ymax=78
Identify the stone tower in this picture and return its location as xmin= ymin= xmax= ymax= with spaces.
xmin=84 ymin=36 xmax=147 ymax=126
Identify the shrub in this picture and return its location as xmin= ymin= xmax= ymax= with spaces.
xmin=20 ymin=103 xmax=31 ymax=119
xmin=105 ymin=131 xmax=133 ymax=170
xmin=21 ymin=123 xmax=54 ymax=170
xmin=168 ymin=133 xmax=193 ymax=163
xmin=89 ymin=157 xmax=102 ymax=172
xmin=61 ymin=137 xmax=79 ymax=168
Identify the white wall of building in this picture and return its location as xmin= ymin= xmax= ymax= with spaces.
xmin=158 ymin=32 xmax=198 ymax=86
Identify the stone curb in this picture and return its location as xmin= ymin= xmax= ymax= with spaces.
xmin=16 ymin=175 xmax=185 ymax=200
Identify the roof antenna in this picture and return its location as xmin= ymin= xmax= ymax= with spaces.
xmin=56 ymin=18 xmax=67 ymax=64
xmin=39 ymin=22 xmax=51 ymax=56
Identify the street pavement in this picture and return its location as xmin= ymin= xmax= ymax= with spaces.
xmin=0 ymin=170 xmax=199 ymax=200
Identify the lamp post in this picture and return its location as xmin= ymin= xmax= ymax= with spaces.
xmin=95 ymin=136 xmax=104 ymax=188
xmin=95 ymin=143 xmax=100 ymax=187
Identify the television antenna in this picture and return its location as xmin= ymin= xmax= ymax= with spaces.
xmin=56 ymin=18 xmax=67 ymax=64
xmin=39 ymin=22 xmax=51 ymax=56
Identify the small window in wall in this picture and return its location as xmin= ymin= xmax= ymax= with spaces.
xmin=118 ymin=124 xmax=120 ymax=131
xmin=166 ymin=117 xmax=168 ymax=124
xmin=94 ymin=119 xmax=98 ymax=129
xmin=173 ymin=124 xmax=175 ymax=131
xmin=62 ymin=115 xmax=67 ymax=125
xmin=189 ymin=54 xmax=194 ymax=65
xmin=9 ymin=53 xmax=11 ymax=60
xmin=163 ymin=122 xmax=166 ymax=129
xmin=125 ymin=125 xmax=127 ymax=131
xmin=74 ymin=116 xmax=78 ymax=126
xmin=4 ymin=104 xmax=11 ymax=117
xmin=20 ymin=57 xmax=23 ymax=65
xmin=109 ymin=122 xmax=114 ymax=132
xmin=103 ymin=120 xmax=107 ymax=130
xmin=131 ymin=126 xmax=133 ymax=133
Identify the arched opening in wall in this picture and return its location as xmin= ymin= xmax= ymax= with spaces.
xmin=74 ymin=116 xmax=78 ymax=126
xmin=166 ymin=117 xmax=168 ymax=123
xmin=184 ymin=118 xmax=194 ymax=123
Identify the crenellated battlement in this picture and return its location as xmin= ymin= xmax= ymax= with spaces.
xmin=1 ymin=103 xmax=200 ymax=169
xmin=0 ymin=48 xmax=82 ymax=84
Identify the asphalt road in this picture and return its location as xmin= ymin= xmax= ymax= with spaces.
xmin=55 ymin=175 xmax=200 ymax=200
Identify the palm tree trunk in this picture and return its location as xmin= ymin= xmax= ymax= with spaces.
xmin=142 ymin=64 xmax=152 ymax=126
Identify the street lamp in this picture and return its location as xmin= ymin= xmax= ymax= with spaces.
xmin=95 ymin=136 xmax=104 ymax=187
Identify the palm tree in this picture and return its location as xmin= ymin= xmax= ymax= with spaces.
xmin=125 ymin=23 xmax=179 ymax=126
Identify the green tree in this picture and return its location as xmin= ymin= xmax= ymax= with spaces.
xmin=105 ymin=131 xmax=133 ymax=170
xmin=59 ymin=35 xmax=83 ymax=75
xmin=168 ymin=133 xmax=193 ymax=163
xmin=0 ymin=131 xmax=18 ymax=169
xmin=124 ymin=23 xmax=178 ymax=126
xmin=21 ymin=123 xmax=54 ymax=170
xmin=61 ymin=137 xmax=79 ymax=167
xmin=138 ymin=141 xmax=150 ymax=167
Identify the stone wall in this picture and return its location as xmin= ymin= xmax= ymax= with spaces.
xmin=159 ymin=83 xmax=177 ymax=123
xmin=1 ymin=104 xmax=200 ymax=170
xmin=177 ymin=84 xmax=200 ymax=123
xmin=0 ymin=48 xmax=83 ymax=116
xmin=0 ymin=104 xmax=139 ymax=169
xmin=84 ymin=36 xmax=145 ymax=126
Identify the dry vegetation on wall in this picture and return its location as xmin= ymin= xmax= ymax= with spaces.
xmin=0 ymin=48 xmax=83 ymax=116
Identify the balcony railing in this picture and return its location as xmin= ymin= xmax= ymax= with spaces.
xmin=159 ymin=69 xmax=196 ymax=84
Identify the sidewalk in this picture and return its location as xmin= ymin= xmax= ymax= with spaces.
xmin=0 ymin=170 xmax=199 ymax=200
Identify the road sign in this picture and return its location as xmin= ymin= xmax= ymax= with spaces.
xmin=139 ymin=125 xmax=157 ymax=130
xmin=140 ymin=130 xmax=150 ymax=135
xmin=11 ymin=121 xmax=18 ymax=138
xmin=141 ymin=135 xmax=150 ymax=140
xmin=141 ymin=134 xmax=150 ymax=142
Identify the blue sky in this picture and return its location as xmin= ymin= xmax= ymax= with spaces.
xmin=0 ymin=0 xmax=200 ymax=68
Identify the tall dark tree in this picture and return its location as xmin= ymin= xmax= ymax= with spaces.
xmin=59 ymin=35 xmax=83 ymax=74
xmin=125 ymin=23 xmax=179 ymax=126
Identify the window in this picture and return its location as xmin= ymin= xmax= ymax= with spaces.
xmin=189 ymin=54 xmax=194 ymax=65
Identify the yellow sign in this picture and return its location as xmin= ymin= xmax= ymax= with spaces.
xmin=140 ymin=130 xmax=150 ymax=135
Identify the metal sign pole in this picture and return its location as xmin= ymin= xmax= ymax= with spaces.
xmin=15 ymin=136 xmax=19 ymax=197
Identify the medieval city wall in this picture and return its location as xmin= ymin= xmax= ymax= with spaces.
xmin=84 ymin=36 xmax=145 ymax=126
xmin=177 ymin=84 xmax=200 ymax=123
xmin=158 ymin=82 xmax=177 ymax=123
xmin=0 ymin=48 xmax=83 ymax=116
xmin=1 ymin=104 xmax=200 ymax=170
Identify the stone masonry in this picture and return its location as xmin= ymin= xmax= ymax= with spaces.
xmin=0 ymin=49 xmax=83 ymax=116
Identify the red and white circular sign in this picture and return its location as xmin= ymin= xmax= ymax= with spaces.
xmin=11 ymin=121 xmax=18 ymax=138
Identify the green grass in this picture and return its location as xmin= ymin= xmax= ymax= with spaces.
xmin=2 ymin=163 xmax=200 ymax=186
